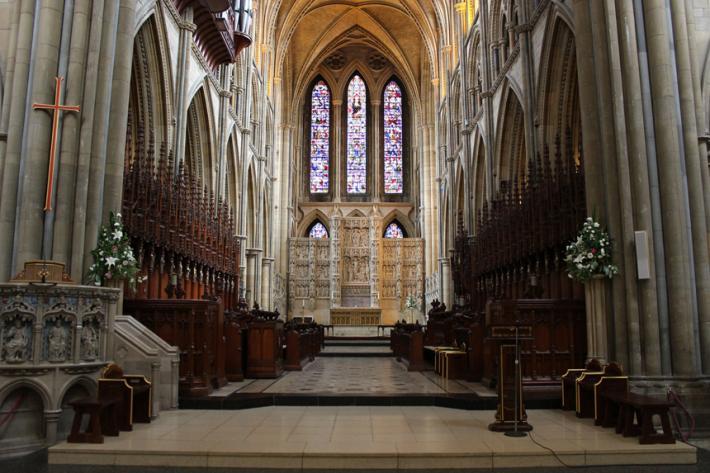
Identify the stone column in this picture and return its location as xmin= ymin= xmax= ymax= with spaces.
xmin=642 ymin=0 xmax=699 ymax=376
xmin=369 ymin=212 xmax=381 ymax=307
xmin=69 ymin=0 xmax=106 ymax=281
xmin=330 ymin=211 xmax=341 ymax=308
xmin=101 ymin=0 xmax=137 ymax=219
xmin=44 ymin=409 xmax=63 ymax=445
xmin=245 ymin=249 xmax=256 ymax=307
xmin=0 ymin=0 xmax=36 ymax=281
xmin=51 ymin=0 xmax=93 ymax=267
xmin=79 ymin=0 xmax=121 ymax=279
xmin=332 ymin=99 xmax=343 ymax=201
xmin=614 ymin=0 xmax=664 ymax=375
xmin=172 ymin=7 xmax=195 ymax=170
xmin=440 ymin=257 xmax=451 ymax=307
xmin=261 ymin=257 xmax=273 ymax=310
xmin=150 ymin=361 xmax=160 ymax=418
xmin=669 ymin=0 xmax=710 ymax=372
xmin=371 ymin=99 xmax=381 ymax=201
xmin=12 ymin=0 xmax=64 ymax=273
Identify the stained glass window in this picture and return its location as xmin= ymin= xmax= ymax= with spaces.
xmin=383 ymin=81 xmax=403 ymax=194
xmin=310 ymin=81 xmax=330 ymax=193
xmin=384 ymin=222 xmax=405 ymax=239
xmin=347 ymin=75 xmax=367 ymax=194
xmin=308 ymin=222 xmax=329 ymax=239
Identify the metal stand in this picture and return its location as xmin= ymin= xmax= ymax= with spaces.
xmin=505 ymin=324 xmax=527 ymax=437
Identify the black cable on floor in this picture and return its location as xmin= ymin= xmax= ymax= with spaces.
xmin=527 ymin=431 xmax=584 ymax=469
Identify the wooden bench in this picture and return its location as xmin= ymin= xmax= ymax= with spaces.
xmin=561 ymin=359 xmax=602 ymax=410
xmin=67 ymin=398 xmax=120 ymax=444
xmin=602 ymin=392 xmax=676 ymax=444
xmin=99 ymin=364 xmax=152 ymax=431
xmin=576 ymin=362 xmax=623 ymax=418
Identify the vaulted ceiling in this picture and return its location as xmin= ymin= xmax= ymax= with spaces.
xmin=260 ymin=0 xmax=450 ymax=106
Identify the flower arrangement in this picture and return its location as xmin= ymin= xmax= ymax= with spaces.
xmin=87 ymin=212 xmax=143 ymax=290
xmin=565 ymin=217 xmax=619 ymax=282
xmin=404 ymin=293 xmax=419 ymax=310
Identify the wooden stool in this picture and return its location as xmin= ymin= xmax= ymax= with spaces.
xmin=67 ymin=398 xmax=120 ymax=444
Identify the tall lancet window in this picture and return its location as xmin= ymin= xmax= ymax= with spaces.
xmin=347 ymin=74 xmax=367 ymax=194
xmin=310 ymin=80 xmax=331 ymax=193
xmin=383 ymin=81 xmax=403 ymax=194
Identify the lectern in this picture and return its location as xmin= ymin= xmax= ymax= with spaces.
xmin=486 ymin=301 xmax=533 ymax=433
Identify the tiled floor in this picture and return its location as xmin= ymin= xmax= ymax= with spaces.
xmin=205 ymin=357 xmax=493 ymax=397
xmin=48 ymin=406 xmax=697 ymax=469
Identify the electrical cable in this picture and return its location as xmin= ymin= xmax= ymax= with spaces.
xmin=0 ymin=391 xmax=27 ymax=428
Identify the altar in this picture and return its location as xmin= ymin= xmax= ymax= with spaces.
xmin=330 ymin=308 xmax=381 ymax=326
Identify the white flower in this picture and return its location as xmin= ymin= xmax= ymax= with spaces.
xmin=112 ymin=229 xmax=123 ymax=240
xmin=105 ymin=256 xmax=118 ymax=268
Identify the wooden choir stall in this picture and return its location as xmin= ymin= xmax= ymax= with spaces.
xmin=120 ymin=137 xmax=323 ymax=397
xmin=391 ymin=133 xmax=590 ymax=403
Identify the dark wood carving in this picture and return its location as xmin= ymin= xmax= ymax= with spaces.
xmin=246 ymin=307 xmax=285 ymax=378
xmin=124 ymin=299 xmax=226 ymax=397
xmin=121 ymin=128 xmax=240 ymax=310
xmin=484 ymin=299 xmax=586 ymax=395
xmin=453 ymin=132 xmax=586 ymax=311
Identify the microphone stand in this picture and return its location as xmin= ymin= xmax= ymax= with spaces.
xmin=505 ymin=323 xmax=527 ymax=437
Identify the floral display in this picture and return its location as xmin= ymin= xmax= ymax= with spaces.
xmin=384 ymin=222 xmax=405 ymax=239
xmin=384 ymin=81 xmax=403 ymax=194
xmin=308 ymin=222 xmax=329 ymax=239
xmin=565 ymin=217 xmax=619 ymax=282
xmin=88 ymin=212 xmax=143 ymax=290
xmin=310 ymin=80 xmax=330 ymax=193
xmin=347 ymin=75 xmax=367 ymax=194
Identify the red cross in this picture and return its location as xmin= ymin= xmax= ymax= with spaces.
xmin=32 ymin=76 xmax=80 ymax=211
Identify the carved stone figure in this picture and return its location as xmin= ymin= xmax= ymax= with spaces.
xmin=81 ymin=323 xmax=99 ymax=361
xmin=4 ymin=319 xmax=29 ymax=363
xmin=48 ymin=319 xmax=68 ymax=362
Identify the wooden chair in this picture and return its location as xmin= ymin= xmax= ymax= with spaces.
xmin=98 ymin=364 xmax=152 ymax=432
xmin=593 ymin=373 xmax=628 ymax=425
xmin=561 ymin=359 xmax=602 ymax=410
xmin=576 ymin=362 xmax=623 ymax=418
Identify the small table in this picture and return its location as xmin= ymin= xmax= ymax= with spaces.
xmin=67 ymin=398 xmax=120 ymax=444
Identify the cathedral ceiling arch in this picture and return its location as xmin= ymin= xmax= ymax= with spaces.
xmin=266 ymin=0 xmax=443 ymax=83
xmin=289 ymin=20 xmax=422 ymax=120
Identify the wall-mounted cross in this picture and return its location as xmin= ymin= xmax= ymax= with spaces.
xmin=32 ymin=76 xmax=80 ymax=212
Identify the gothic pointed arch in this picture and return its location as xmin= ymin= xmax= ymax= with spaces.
xmin=472 ymin=132 xmax=487 ymax=233
xmin=382 ymin=210 xmax=415 ymax=238
xmin=306 ymin=220 xmax=330 ymax=239
xmin=537 ymin=12 xmax=580 ymax=155
xmin=185 ymin=86 xmax=215 ymax=189
xmin=496 ymin=83 xmax=526 ymax=187
xmin=127 ymin=13 xmax=172 ymax=163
